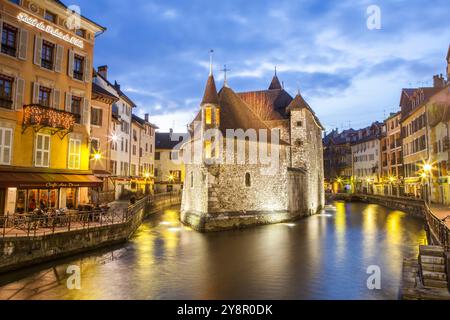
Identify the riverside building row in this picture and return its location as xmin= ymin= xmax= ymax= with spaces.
xmin=0 ymin=0 xmax=158 ymax=215
xmin=324 ymin=45 xmax=450 ymax=204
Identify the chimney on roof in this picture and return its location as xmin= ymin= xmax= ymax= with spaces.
xmin=114 ymin=80 xmax=120 ymax=91
xmin=98 ymin=65 xmax=108 ymax=79
xmin=433 ymin=74 xmax=445 ymax=88
xmin=145 ymin=113 xmax=149 ymax=122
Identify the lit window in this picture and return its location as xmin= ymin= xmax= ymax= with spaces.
xmin=205 ymin=140 xmax=212 ymax=158
xmin=216 ymin=109 xmax=220 ymax=125
xmin=205 ymin=107 xmax=212 ymax=125
xmin=68 ymin=139 xmax=81 ymax=169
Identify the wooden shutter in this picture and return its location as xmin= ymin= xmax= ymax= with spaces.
xmin=68 ymin=50 xmax=74 ymax=78
xmin=82 ymin=98 xmax=90 ymax=125
xmin=65 ymin=92 xmax=72 ymax=112
xmin=54 ymin=45 xmax=63 ymax=73
xmin=15 ymin=78 xmax=25 ymax=110
xmin=32 ymin=82 xmax=40 ymax=104
xmin=53 ymin=89 xmax=61 ymax=109
xmin=33 ymin=35 xmax=42 ymax=66
xmin=84 ymin=56 xmax=91 ymax=83
xmin=18 ymin=29 xmax=28 ymax=60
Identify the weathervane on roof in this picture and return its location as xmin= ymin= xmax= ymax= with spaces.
xmin=209 ymin=49 xmax=214 ymax=76
xmin=274 ymin=66 xmax=277 ymax=76
xmin=221 ymin=64 xmax=231 ymax=87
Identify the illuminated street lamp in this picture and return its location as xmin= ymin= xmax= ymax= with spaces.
xmin=93 ymin=152 xmax=102 ymax=161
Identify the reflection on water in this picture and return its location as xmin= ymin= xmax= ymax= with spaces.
xmin=0 ymin=201 xmax=427 ymax=300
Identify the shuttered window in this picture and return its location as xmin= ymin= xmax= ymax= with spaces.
xmin=68 ymin=139 xmax=81 ymax=169
xmin=35 ymin=134 xmax=50 ymax=167
xmin=0 ymin=127 xmax=13 ymax=165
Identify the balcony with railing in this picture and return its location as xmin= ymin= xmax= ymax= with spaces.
xmin=22 ymin=104 xmax=77 ymax=139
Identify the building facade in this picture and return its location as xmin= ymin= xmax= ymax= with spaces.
xmin=0 ymin=0 xmax=105 ymax=215
xmin=351 ymin=123 xmax=382 ymax=194
xmin=381 ymin=112 xmax=403 ymax=196
xmin=90 ymin=82 xmax=118 ymax=204
xmin=323 ymin=129 xmax=357 ymax=193
xmin=426 ymin=82 xmax=450 ymax=204
xmin=93 ymin=66 xmax=136 ymax=199
xmin=401 ymin=87 xmax=441 ymax=199
xmin=130 ymin=114 xmax=157 ymax=194
xmin=155 ymin=130 xmax=188 ymax=193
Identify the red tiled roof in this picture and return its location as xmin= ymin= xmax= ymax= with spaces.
xmin=236 ymin=89 xmax=293 ymax=121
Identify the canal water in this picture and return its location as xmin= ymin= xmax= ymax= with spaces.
xmin=0 ymin=201 xmax=427 ymax=300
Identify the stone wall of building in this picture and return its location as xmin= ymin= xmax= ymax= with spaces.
xmin=290 ymin=108 xmax=325 ymax=214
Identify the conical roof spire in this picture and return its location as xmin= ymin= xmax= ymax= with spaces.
xmin=269 ymin=67 xmax=282 ymax=90
xmin=200 ymin=50 xmax=219 ymax=105
xmin=201 ymin=74 xmax=219 ymax=105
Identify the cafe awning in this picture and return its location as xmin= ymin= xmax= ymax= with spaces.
xmin=0 ymin=172 xmax=103 ymax=188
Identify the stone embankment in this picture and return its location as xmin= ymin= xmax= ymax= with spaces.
xmin=0 ymin=193 xmax=181 ymax=274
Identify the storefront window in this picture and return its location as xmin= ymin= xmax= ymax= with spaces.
xmin=39 ymin=190 xmax=49 ymax=210
xmin=28 ymin=190 xmax=38 ymax=212
xmin=49 ymin=190 xmax=58 ymax=209
xmin=16 ymin=190 xmax=26 ymax=214
xmin=66 ymin=188 xmax=77 ymax=209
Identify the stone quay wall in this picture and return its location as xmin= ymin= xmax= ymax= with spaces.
xmin=328 ymin=193 xmax=425 ymax=217
xmin=0 ymin=193 xmax=181 ymax=274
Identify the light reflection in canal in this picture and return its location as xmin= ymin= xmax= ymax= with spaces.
xmin=0 ymin=201 xmax=427 ymax=300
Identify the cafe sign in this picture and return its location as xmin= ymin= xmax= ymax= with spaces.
xmin=17 ymin=12 xmax=84 ymax=49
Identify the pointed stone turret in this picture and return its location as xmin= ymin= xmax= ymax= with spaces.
xmin=201 ymin=74 xmax=220 ymax=105
xmin=287 ymin=92 xmax=310 ymax=111
xmin=268 ymin=67 xmax=282 ymax=90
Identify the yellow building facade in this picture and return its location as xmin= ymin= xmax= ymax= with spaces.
xmin=0 ymin=0 xmax=104 ymax=214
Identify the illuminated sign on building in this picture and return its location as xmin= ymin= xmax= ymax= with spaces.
xmin=17 ymin=12 xmax=84 ymax=49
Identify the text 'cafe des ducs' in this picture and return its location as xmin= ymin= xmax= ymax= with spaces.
xmin=0 ymin=0 xmax=105 ymax=215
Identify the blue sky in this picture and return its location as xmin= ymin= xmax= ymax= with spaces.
xmin=74 ymin=0 xmax=450 ymax=132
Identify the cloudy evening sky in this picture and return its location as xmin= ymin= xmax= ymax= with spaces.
xmin=74 ymin=0 xmax=450 ymax=133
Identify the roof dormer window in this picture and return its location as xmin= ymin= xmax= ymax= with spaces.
xmin=44 ymin=11 xmax=57 ymax=24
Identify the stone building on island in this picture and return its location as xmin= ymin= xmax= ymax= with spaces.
xmin=180 ymin=67 xmax=325 ymax=232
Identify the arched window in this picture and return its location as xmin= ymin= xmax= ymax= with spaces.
xmin=245 ymin=172 xmax=251 ymax=187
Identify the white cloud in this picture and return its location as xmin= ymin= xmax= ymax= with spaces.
xmin=151 ymin=109 xmax=197 ymax=133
